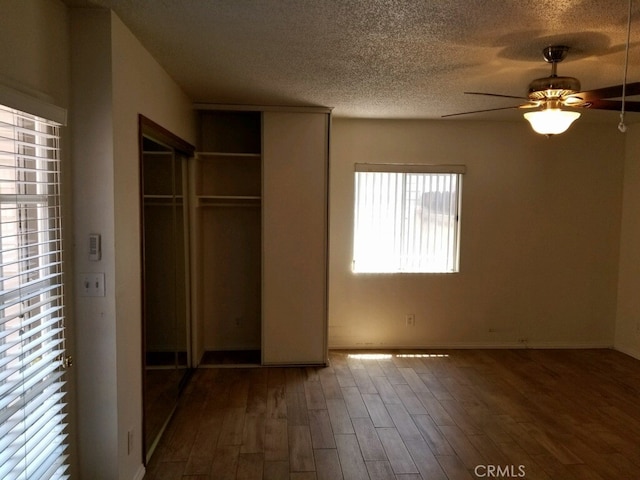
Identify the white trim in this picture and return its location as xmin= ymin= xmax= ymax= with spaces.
xmin=614 ymin=344 xmax=640 ymax=361
xmin=355 ymin=163 xmax=467 ymax=174
xmin=0 ymin=83 xmax=67 ymax=125
xmin=132 ymin=465 xmax=146 ymax=480
xmin=328 ymin=341 xmax=614 ymax=350
xmin=194 ymin=103 xmax=333 ymax=114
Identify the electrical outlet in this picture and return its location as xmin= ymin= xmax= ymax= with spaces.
xmin=405 ymin=314 xmax=416 ymax=327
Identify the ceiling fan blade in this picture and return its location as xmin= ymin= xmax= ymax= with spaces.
xmin=465 ymin=91 xmax=529 ymax=100
xmin=517 ymin=102 xmax=541 ymax=109
xmin=442 ymin=105 xmax=523 ymax=118
xmin=572 ymin=81 xmax=640 ymax=102
xmin=584 ymin=99 xmax=640 ymax=112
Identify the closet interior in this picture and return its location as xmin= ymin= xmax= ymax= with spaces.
xmin=140 ymin=107 xmax=331 ymax=460
xmin=194 ymin=111 xmax=263 ymax=365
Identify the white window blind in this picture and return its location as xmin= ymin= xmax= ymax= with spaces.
xmin=0 ymin=104 xmax=69 ymax=479
xmin=353 ymin=164 xmax=464 ymax=273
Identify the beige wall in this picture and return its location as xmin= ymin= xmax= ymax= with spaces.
xmin=111 ymin=13 xmax=196 ymax=478
xmin=616 ymin=123 xmax=640 ymax=359
xmin=0 ymin=0 xmax=69 ymax=107
xmin=329 ymin=118 xmax=624 ymax=349
xmin=70 ymin=8 xmax=196 ymax=480
xmin=70 ymin=9 xmax=119 ymax=478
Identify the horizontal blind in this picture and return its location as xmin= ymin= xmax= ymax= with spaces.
xmin=0 ymin=104 xmax=69 ymax=479
xmin=355 ymin=163 xmax=466 ymax=174
xmin=353 ymin=169 xmax=462 ymax=273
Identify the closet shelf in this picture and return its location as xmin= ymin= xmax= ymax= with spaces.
xmin=144 ymin=194 xmax=184 ymax=199
xmin=198 ymin=195 xmax=260 ymax=199
xmin=197 ymin=151 xmax=261 ymax=158
xmin=142 ymin=151 xmax=173 ymax=156
xmin=197 ymin=195 xmax=261 ymax=208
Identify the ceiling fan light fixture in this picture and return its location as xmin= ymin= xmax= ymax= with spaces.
xmin=523 ymin=108 xmax=581 ymax=135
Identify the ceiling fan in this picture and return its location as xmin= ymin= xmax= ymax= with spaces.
xmin=443 ymin=45 xmax=640 ymax=135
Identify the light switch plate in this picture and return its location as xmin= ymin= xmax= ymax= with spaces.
xmin=79 ymin=273 xmax=105 ymax=297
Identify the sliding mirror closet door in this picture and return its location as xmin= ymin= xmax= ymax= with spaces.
xmin=140 ymin=117 xmax=194 ymax=462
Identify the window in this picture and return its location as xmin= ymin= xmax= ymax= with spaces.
xmin=353 ymin=164 xmax=464 ymax=273
xmin=0 ymin=104 xmax=69 ymax=479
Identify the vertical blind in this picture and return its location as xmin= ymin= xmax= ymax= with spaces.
xmin=353 ymin=164 xmax=464 ymax=273
xmin=0 ymin=104 xmax=69 ymax=479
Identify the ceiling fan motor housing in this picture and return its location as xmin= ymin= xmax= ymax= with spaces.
xmin=528 ymin=46 xmax=580 ymax=101
xmin=528 ymin=76 xmax=581 ymax=100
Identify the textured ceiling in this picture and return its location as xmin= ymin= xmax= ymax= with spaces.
xmin=82 ymin=0 xmax=640 ymax=121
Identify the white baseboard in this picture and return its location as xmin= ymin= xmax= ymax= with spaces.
xmin=132 ymin=465 xmax=145 ymax=480
xmin=614 ymin=344 xmax=640 ymax=361
xmin=328 ymin=341 xmax=614 ymax=350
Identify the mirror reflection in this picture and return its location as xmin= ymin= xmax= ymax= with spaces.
xmin=141 ymin=135 xmax=191 ymax=462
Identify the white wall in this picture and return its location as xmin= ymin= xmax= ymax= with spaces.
xmin=329 ymin=118 xmax=624 ymax=349
xmin=70 ymin=8 xmax=195 ymax=480
xmin=616 ymin=123 xmax=640 ymax=359
xmin=110 ymin=13 xmax=196 ymax=477
xmin=0 ymin=0 xmax=69 ymax=106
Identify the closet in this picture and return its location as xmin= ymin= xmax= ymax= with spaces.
xmin=140 ymin=109 xmax=330 ymax=452
xmin=193 ymin=107 xmax=331 ymax=366
xmin=140 ymin=107 xmax=329 ymax=460
xmin=193 ymin=111 xmax=263 ymax=364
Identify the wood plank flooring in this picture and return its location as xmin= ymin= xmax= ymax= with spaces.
xmin=143 ymin=349 xmax=640 ymax=479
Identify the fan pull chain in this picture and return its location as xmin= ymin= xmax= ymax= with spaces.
xmin=618 ymin=0 xmax=633 ymax=133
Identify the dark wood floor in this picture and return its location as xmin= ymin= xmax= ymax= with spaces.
xmin=143 ymin=348 xmax=640 ymax=479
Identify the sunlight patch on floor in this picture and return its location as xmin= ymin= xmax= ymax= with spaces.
xmin=347 ymin=353 xmax=449 ymax=360
xmin=348 ymin=353 xmax=393 ymax=360
xmin=396 ymin=353 xmax=449 ymax=358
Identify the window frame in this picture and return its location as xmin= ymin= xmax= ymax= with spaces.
xmin=0 ymin=102 xmax=70 ymax=479
xmin=352 ymin=163 xmax=465 ymax=274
